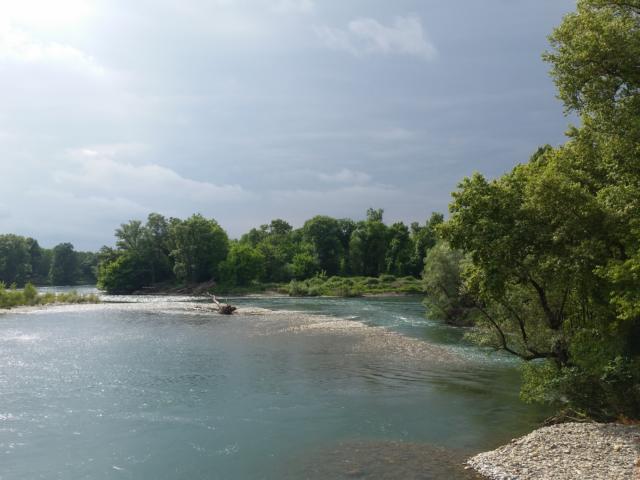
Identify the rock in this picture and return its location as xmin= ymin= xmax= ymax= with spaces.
xmin=466 ymin=422 xmax=640 ymax=480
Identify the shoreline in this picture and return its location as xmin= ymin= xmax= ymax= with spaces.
xmin=467 ymin=422 xmax=640 ymax=480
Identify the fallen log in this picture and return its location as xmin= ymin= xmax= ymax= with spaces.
xmin=207 ymin=294 xmax=237 ymax=315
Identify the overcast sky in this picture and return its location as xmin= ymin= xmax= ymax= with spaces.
xmin=0 ymin=0 xmax=576 ymax=250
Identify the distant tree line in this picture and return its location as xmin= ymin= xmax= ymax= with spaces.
xmin=95 ymin=209 xmax=444 ymax=294
xmin=0 ymin=235 xmax=97 ymax=286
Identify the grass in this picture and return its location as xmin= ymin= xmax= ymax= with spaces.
xmin=0 ymin=283 xmax=100 ymax=310
xmin=215 ymin=275 xmax=424 ymax=297
xmin=283 ymin=274 xmax=424 ymax=297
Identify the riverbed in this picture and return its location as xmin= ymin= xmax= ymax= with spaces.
xmin=0 ymin=295 xmax=546 ymax=479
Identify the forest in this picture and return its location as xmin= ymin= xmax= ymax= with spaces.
xmin=0 ymin=235 xmax=97 ymax=287
xmin=94 ymin=209 xmax=441 ymax=295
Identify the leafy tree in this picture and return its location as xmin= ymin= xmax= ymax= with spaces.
xmin=385 ymin=222 xmax=413 ymax=276
xmin=115 ymin=220 xmax=146 ymax=251
xmin=303 ymin=216 xmax=343 ymax=276
xmin=249 ymin=219 xmax=296 ymax=283
xmin=168 ymin=214 xmax=229 ymax=283
xmin=76 ymin=251 xmax=98 ymax=284
xmin=0 ymin=235 xmax=32 ymax=286
xmin=291 ymin=243 xmax=320 ymax=279
xmin=336 ymin=218 xmax=357 ymax=274
xmin=144 ymin=213 xmax=173 ymax=283
xmin=409 ymin=212 xmax=444 ymax=276
xmin=349 ymin=210 xmax=388 ymax=276
xmin=97 ymin=252 xmax=152 ymax=294
xmin=220 ymin=243 xmax=265 ymax=286
xmin=438 ymin=0 xmax=640 ymax=419
xmin=26 ymin=238 xmax=50 ymax=284
xmin=422 ymin=242 xmax=478 ymax=327
xmin=49 ymin=243 xmax=78 ymax=285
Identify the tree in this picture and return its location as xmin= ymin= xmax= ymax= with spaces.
xmin=438 ymin=0 xmax=640 ymax=419
xmin=27 ymin=238 xmax=51 ymax=284
xmin=385 ymin=222 xmax=412 ymax=276
xmin=144 ymin=213 xmax=173 ymax=283
xmin=291 ymin=243 xmax=320 ymax=279
xmin=219 ymin=243 xmax=265 ymax=286
xmin=49 ymin=243 xmax=78 ymax=285
xmin=0 ymin=235 xmax=32 ymax=286
xmin=115 ymin=220 xmax=146 ymax=251
xmin=303 ymin=216 xmax=343 ymax=276
xmin=167 ymin=214 xmax=229 ymax=283
xmin=409 ymin=212 xmax=444 ymax=276
xmin=422 ymin=242 xmax=478 ymax=327
xmin=97 ymin=252 xmax=152 ymax=294
xmin=348 ymin=210 xmax=388 ymax=276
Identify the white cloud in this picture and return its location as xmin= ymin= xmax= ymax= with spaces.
xmin=0 ymin=23 xmax=104 ymax=75
xmin=315 ymin=15 xmax=436 ymax=60
xmin=53 ymin=156 xmax=251 ymax=206
xmin=318 ymin=168 xmax=371 ymax=185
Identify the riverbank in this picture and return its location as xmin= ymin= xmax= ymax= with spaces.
xmin=467 ymin=422 xmax=640 ymax=480
xmin=0 ymin=284 xmax=100 ymax=310
xmin=132 ymin=275 xmax=425 ymax=298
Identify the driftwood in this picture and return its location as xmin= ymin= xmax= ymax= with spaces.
xmin=207 ymin=294 xmax=237 ymax=315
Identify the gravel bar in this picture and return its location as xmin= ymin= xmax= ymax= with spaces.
xmin=467 ymin=422 xmax=640 ymax=480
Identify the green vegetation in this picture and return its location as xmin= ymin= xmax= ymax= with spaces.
xmin=0 ymin=283 xmax=100 ymax=310
xmin=0 ymin=234 xmax=97 ymax=287
xmin=420 ymin=0 xmax=640 ymax=420
xmin=285 ymin=274 xmax=424 ymax=297
xmin=96 ymin=210 xmax=442 ymax=295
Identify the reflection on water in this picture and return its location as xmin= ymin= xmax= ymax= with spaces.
xmin=0 ymin=296 xmax=546 ymax=479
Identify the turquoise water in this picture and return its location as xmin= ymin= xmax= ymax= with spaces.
xmin=0 ymin=296 xmax=545 ymax=479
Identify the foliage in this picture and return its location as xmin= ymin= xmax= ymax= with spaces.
xmin=422 ymin=242 xmax=478 ymax=327
xmin=284 ymin=274 xmax=423 ymax=297
xmin=303 ymin=216 xmax=344 ymax=276
xmin=0 ymin=282 xmax=99 ymax=309
xmin=0 ymin=234 xmax=32 ymax=286
xmin=49 ymin=243 xmax=79 ymax=286
xmin=91 ymin=207 xmax=445 ymax=293
xmin=97 ymin=252 xmax=152 ymax=294
xmin=168 ymin=214 xmax=229 ymax=283
xmin=219 ymin=243 xmax=265 ymax=286
xmin=438 ymin=0 xmax=640 ymax=419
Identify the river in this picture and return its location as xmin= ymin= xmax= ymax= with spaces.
xmin=0 ymin=293 xmax=546 ymax=479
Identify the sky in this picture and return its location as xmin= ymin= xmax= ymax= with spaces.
xmin=0 ymin=0 xmax=577 ymax=250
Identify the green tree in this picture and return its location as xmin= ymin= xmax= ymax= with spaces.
xmin=97 ymin=252 xmax=152 ymax=294
xmin=385 ymin=222 xmax=413 ymax=276
xmin=409 ymin=212 xmax=444 ymax=276
xmin=302 ymin=216 xmax=343 ymax=276
xmin=291 ymin=244 xmax=321 ymax=280
xmin=220 ymin=243 xmax=265 ymax=286
xmin=422 ymin=242 xmax=478 ymax=327
xmin=144 ymin=213 xmax=173 ymax=283
xmin=0 ymin=235 xmax=32 ymax=286
xmin=348 ymin=209 xmax=388 ymax=276
xmin=168 ymin=214 xmax=229 ymax=283
xmin=27 ymin=238 xmax=51 ymax=284
xmin=438 ymin=0 xmax=640 ymax=419
xmin=49 ymin=243 xmax=78 ymax=285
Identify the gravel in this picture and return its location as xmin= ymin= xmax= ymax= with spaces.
xmin=467 ymin=422 xmax=640 ymax=480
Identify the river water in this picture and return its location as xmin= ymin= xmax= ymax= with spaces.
xmin=0 ymin=294 xmax=546 ymax=479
